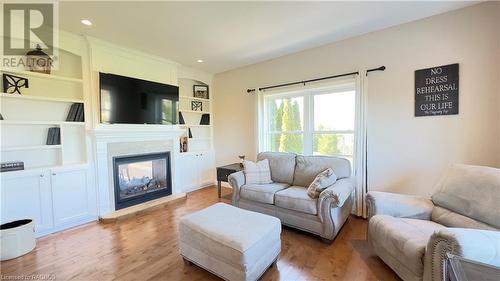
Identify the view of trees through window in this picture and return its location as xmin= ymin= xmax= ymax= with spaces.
xmin=264 ymin=88 xmax=355 ymax=159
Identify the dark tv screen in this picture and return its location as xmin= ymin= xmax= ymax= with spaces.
xmin=99 ymin=72 xmax=179 ymax=125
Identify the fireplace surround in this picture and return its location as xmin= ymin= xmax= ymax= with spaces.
xmin=112 ymin=152 xmax=172 ymax=210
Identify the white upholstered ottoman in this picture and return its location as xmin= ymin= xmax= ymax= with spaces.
xmin=179 ymin=203 xmax=281 ymax=281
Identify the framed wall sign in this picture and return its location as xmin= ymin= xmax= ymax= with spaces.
xmin=415 ymin=63 xmax=459 ymax=117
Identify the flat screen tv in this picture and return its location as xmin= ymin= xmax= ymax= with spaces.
xmin=99 ymin=72 xmax=179 ymax=125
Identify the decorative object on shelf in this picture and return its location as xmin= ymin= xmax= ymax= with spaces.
xmin=180 ymin=136 xmax=188 ymax=152
xmin=46 ymin=127 xmax=60 ymax=145
xmin=188 ymin=128 xmax=193 ymax=138
xmin=200 ymin=114 xmax=210 ymax=125
xmin=0 ymin=113 xmax=3 ymax=120
xmin=66 ymin=103 xmax=84 ymax=122
xmin=191 ymin=100 xmax=203 ymax=111
xmin=26 ymin=44 xmax=52 ymax=74
xmin=238 ymin=155 xmax=245 ymax=167
xmin=0 ymin=161 xmax=24 ymax=172
xmin=179 ymin=112 xmax=185 ymax=125
xmin=2 ymin=74 xmax=29 ymax=95
xmin=193 ymin=85 xmax=209 ymax=99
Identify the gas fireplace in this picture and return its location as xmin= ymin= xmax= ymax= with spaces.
xmin=112 ymin=152 xmax=172 ymax=210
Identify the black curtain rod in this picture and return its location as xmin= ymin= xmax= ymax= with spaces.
xmin=247 ymin=71 xmax=359 ymax=93
xmin=366 ymin=65 xmax=386 ymax=76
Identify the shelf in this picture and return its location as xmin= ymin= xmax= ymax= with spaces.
xmin=0 ymin=162 xmax=89 ymax=176
xmin=2 ymin=144 xmax=62 ymax=152
xmin=179 ymin=124 xmax=212 ymax=128
xmin=0 ymin=120 xmax=85 ymax=126
xmin=0 ymin=93 xmax=83 ymax=103
xmin=0 ymin=68 xmax=83 ymax=83
xmin=179 ymin=96 xmax=210 ymax=102
xmin=179 ymin=109 xmax=210 ymax=114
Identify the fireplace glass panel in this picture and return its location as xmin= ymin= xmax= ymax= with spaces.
xmin=117 ymin=158 xmax=167 ymax=201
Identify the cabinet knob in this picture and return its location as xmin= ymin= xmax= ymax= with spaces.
xmin=52 ymin=173 xmax=56 ymax=176
xmin=40 ymin=174 xmax=44 ymax=177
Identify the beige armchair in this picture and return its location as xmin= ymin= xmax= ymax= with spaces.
xmin=366 ymin=164 xmax=500 ymax=281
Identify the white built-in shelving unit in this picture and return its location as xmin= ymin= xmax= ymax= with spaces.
xmin=0 ymin=48 xmax=87 ymax=170
xmin=178 ymin=78 xmax=213 ymax=153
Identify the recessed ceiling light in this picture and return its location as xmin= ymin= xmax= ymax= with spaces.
xmin=197 ymin=59 xmax=204 ymax=63
xmin=81 ymin=19 xmax=92 ymax=26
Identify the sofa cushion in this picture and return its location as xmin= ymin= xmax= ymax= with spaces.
xmin=431 ymin=164 xmax=500 ymax=229
xmin=275 ymin=186 xmax=318 ymax=215
xmin=307 ymin=168 xmax=337 ymax=199
xmin=431 ymin=206 xmax=499 ymax=231
xmin=293 ymin=155 xmax=351 ymax=187
xmin=240 ymin=183 xmax=289 ymax=205
xmin=369 ymin=215 xmax=445 ymax=277
xmin=257 ymin=152 xmax=296 ymax=185
xmin=243 ymin=159 xmax=272 ymax=184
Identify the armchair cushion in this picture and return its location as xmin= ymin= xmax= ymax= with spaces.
xmin=431 ymin=164 xmax=500 ymax=229
xmin=240 ymin=183 xmax=289 ymax=205
xmin=369 ymin=215 xmax=445 ymax=277
xmin=275 ymin=186 xmax=317 ymax=215
xmin=366 ymin=191 xmax=434 ymax=220
xmin=257 ymin=152 xmax=296 ymax=185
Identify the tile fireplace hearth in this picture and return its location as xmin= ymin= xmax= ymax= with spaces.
xmin=113 ymin=152 xmax=172 ymax=210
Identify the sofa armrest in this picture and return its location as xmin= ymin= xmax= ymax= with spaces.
xmin=318 ymin=178 xmax=354 ymax=219
xmin=228 ymin=171 xmax=245 ymax=205
xmin=365 ymin=191 xmax=433 ymax=220
xmin=424 ymin=228 xmax=500 ymax=281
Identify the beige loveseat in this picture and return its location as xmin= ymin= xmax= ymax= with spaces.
xmin=228 ymin=152 xmax=354 ymax=242
xmin=366 ymin=164 xmax=500 ymax=281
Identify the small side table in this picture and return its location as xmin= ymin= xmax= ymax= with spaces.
xmin=216 ymin=163 xmax=243 ymax=198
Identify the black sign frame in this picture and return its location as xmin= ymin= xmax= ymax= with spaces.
xmin=415 ymin=63 xmax=459 ymax=117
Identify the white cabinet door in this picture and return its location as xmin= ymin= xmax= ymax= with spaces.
xmin=177 ymin=154 xmax=199 ymax=192
xmin=198 ymin=151 xmax=214 ymax=187
xmin=1 ymin=170 xmax=53 ymax=234
xmin=50 ymin=167 xmax=90 ymax=227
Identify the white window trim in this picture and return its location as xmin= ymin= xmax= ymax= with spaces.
xmin=258 ymin=78 xmax=357 ymax=157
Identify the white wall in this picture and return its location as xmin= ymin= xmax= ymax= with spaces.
xmin=213 ymin=2 xmax=500 ymax=196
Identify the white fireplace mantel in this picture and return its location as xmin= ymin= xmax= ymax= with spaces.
xmin=90 ymin=126 xmax=185 ymax=216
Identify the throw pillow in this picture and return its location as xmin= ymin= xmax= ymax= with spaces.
xmin=307 ymin=168 xmax=337 ymax=199
xmin=243 ymin=159 xmax=272 ymax=184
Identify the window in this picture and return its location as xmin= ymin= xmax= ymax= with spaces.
xmin=260 ymin=82 xmax=356 ymax=161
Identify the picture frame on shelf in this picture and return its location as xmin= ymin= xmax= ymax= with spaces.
xmin=193 ymin=85 xmax=209 ymax=99
xmin=2 ymin=74 xmax=29 ymax=95
xmin=180 ymin=136 xmax=188 ymax=152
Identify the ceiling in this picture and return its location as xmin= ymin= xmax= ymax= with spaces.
xmin=59 ymin=1 xmax=476 ymax=74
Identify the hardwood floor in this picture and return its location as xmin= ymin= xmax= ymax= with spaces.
xmin=1 ymin=186 xmax=399 ymax=281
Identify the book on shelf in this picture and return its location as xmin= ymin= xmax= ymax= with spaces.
xmin=66 ymin=103 xmax=84 ymax=122
xmin=66 ymin=103 xmax=78 ymax=121
xmin=46 ymin=127 xmax=61 ymax=145
xmin=200 ymin=113 xmax=210 ymax=125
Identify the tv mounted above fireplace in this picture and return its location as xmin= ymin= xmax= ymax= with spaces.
xmin=99 ymin=72 xmax=179 ymax=125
